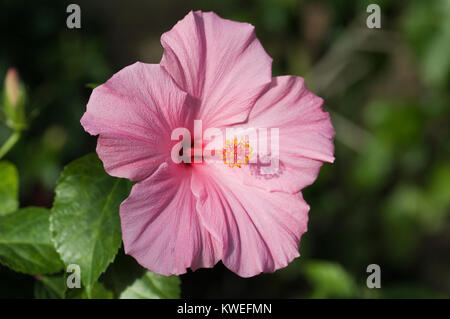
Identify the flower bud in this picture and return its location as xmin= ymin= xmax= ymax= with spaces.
xmin=3 ymin=68 xmax=26 ymax=130
xmin=5 ymin=68 xmax=21 ymax=109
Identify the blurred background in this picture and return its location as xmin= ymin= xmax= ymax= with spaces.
xmin=0 ymin=0 xmax=449 ymax=298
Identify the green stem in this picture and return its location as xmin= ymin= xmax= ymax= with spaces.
xmin=0 ymin=131 xmax=21 ymax=160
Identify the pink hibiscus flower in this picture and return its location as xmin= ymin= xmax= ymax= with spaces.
xmin=80 ymin=11 xmax=335 ymax=277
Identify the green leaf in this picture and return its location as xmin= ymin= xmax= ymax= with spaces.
xmin=0 ymin=207 xmax=64 ymax=274
xmin=0 ymin=161 xmax=19 ymax=216
xmin=34 ymin=275 xmax=66 ymax=299
xmin=120 ymin=271 xmax=181 ymax=299
xmin=106 ymin=250 xmax=146 ymax=297
xmin=50 ymin=153 xmax=131 ymax=293
xmin=302 ymin=260 xmax=357 ymax=298
xmin=105 ymin=252 xmax=181 ymax=299
xmin=66 ymin=282 xmax=114 ymax=299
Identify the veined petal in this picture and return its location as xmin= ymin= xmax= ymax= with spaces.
xmin=191 ymin=164 xmax=309 ymax=277
xmin=161 ymin=11 xmax=272 ymax=128
xmin=120 ymin=163 xmax=221 ymax=276
xmin=238 ymin=76 xmax=335 ymax=193
xmin=81 ymin=63 xmax=193 ymax=181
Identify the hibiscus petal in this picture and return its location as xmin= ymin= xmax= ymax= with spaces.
xmin=120 ymin=163 xmax=221 ymax=276
xmin=81 ymin=62 xmax=192 ymax=181
xmin=160 ymin=11 xmax=272 ymax=128
xmin=191 ymin=164 xmax=309 ymax=277
xmin=237 ymin=76 xmax=335 ymax=193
